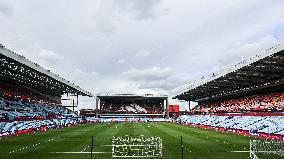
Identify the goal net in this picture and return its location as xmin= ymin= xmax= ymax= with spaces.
xmin=250 ymin=140 xmax=284 ymax=159
xmin=112 ymin=135 xmax=162 ymax=157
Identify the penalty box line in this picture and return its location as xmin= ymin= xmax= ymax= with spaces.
xmin=231 ymin=151 xmax=283 ymax=153
xmin=50 ymin=152 xmax=112 ymax=154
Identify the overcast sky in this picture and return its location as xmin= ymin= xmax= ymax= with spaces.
xmin=1 ymin=0 xmax=284 ymax=109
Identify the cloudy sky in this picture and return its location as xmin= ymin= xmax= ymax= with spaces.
xmin=0 ymin=0 xmax=284 ymax=109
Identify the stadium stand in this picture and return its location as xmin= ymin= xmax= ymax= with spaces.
xmin=97 ymin=94 xmax=168 ymax=118
xmin=177 ymin=115 xmax=284 ymax=140
xmin=0 ymin=82 xmax=60 ymax=104
xmin=101 ymin=102 xmax=164 ymax=114
xmin=0 ymin=118 xmax=83 ymax=137
xmin=191 ymin=91 xmax=284 ymax=114
xmin=0 ymin=45 xmax=93 ymax=138
xmin=175 ymin=44 xmax=284 ymax=141
xmin=0 ymin=96 xmax=77 ymax=121
xmin=86 ymin=117 xmax=172 ymax=123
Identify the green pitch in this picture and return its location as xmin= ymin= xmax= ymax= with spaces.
xmin=0 ymin=122 xmax=279 ymax=159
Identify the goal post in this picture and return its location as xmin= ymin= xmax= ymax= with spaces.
xmin=112 ymin=135 xmax=163 ymax=157
xmin=250 ymin=140 xmax=259 ymax=159
xmin=250 ymin=140 xmax=284 ymax=159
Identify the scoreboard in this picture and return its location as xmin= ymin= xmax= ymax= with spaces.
xmin=168 ymin=105 xmax=179 ymax=113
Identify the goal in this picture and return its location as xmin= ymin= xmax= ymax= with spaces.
xmin=250 ymin=140 xmax=284 ymax=159
xmin=112 ymin=135 xmax=163 ymax=157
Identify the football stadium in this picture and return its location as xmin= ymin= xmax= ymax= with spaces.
xmin=1 ymin=43 xmax=284 ymax=159
xmin=1 ymin=1 xmax=284 ymax=159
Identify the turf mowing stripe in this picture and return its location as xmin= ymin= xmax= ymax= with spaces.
xmin=1 ymin=123 xmax=116 ymax=159
xmin=152 ymin=122 xmax=251 ymax=159
xmin=52 ymin=123 xmax=123 ymax=158
xmin=160 ymin=123 xmax=252 ymax=148
xmin=2 ymin=122 xmax=279 ymax=159
xmin=90 ymin=122 xmax=127 ymax=158
xmin=139 ymin=122 xmax=182 ymax=159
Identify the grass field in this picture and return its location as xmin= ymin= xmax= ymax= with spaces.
xmin=0 ymin=122 xmax=280 ymax=159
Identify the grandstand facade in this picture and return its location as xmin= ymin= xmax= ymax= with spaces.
xmin=96 ymin=94 xmax=169 ymax=118
xmin=175 ymin=44 xmax=284 ymax=142
xmin=176 ymin=44 xmax=284 ymax=114
xmin=0 ymin=45 xmax=93 ymax=137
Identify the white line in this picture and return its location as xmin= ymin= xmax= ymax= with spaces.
xmin=112 ymin=145 xmax=162 ymax=146
xmin=112 ymin=156 xmax=161 ymax=158
xmin=81 ymin=147 xmax=87 ymax=152
xmin=231 ymin=150 xmax=281 ymax=153
xmin=51 ymin=152 xmax=112 ymax=154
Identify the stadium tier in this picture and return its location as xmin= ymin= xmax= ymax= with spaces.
xmin=96 ymin=94 xmax=169 ymax=118
xmin=0 ymin=46 xmax=92 ymax=138
xmin=0 ymin=81 xmax=79 ymax=121
xmin=176 ymin=44 xmax=284 ymax=116
xmin=0 ymin=99 xmax=77 ymax=120
xmin=0 ymin=118 xmax=82 ymax=137
xmin=177 ymin=115 xmax=284 ymax=140
xmin=192 ymin=91 xmax=284 ymax=114
xmin=86 ymin=117 xmax=172 ymax=122
xmin=101 ymin=102 xmax=163 ymax=114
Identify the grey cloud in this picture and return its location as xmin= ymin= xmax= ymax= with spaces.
xmin=136 ymin=50 xmax=152 ymax=57
xmin=112 ymin=0 xmax=162 ymax=20
xmin=123 ymin=67 xmax=184 ymax=90
xmin=0 ymin=1 xmax=13 ymax=16
xmin=212 ymin=35 xmax=280 ymax=73
xmin=38 ymin=49 xmax=64 ymax=65
xmin=0 ymin=0 xmax=284 ymax=109
xmin=124 ymin=67 xmax=171 ymax=81
xmin=117 ymin=59 xmax=126 ymax=64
